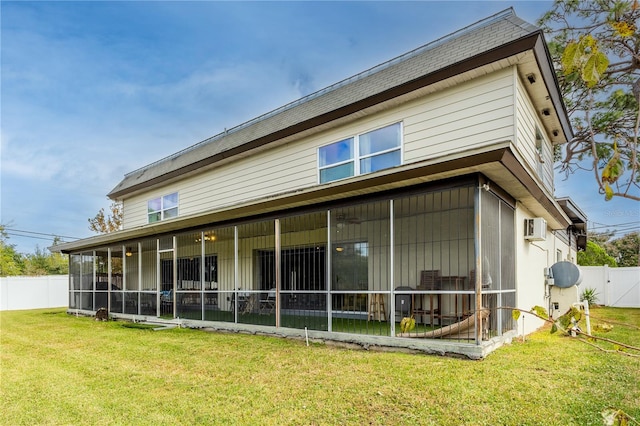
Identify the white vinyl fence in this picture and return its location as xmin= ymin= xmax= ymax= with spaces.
xmin=2 ymin=269 xmax=636 ymax=311
xmin=579 ymin=266 xmax=640 ymax=308
xmin=0 ymin=275 xmax=68 ymax=311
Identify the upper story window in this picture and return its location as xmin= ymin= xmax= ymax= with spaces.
xmin=318 ymin=122 xmax=402 ymax=184
xmin=148 ymin=192 xmax=178 ymax=223
xmin=535 ymin=128 xmax=544 ymax=158
xmin=535 ymin=127 xmax=546 ymax=178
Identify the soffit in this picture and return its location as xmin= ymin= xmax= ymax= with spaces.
xmin=515 ymin=47 xmax=570 ymax=145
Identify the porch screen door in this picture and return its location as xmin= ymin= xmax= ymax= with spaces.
xmin=158 ymin=237 xmax=176 ymax=317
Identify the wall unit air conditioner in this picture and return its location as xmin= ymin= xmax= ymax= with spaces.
xmin=524 ymin=218 xmax=546 ymax=241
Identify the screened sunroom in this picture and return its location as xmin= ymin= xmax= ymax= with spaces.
xmin=69 ymin=175 xmax=516 ymax=346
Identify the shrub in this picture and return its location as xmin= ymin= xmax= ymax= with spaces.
xmin=580 ymin=287 xmax=600 ymax=306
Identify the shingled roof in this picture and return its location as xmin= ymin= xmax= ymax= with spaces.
xmin=108 ymin=8 xmax=568 ymax=199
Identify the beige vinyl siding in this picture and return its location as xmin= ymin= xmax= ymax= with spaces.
xmin=122 ymin=68 xmax=518 ymax=229
xmin=515 ymin=76 xmax=538 ymax=167
xmin=122 ymin=141 xmax=318 ymax=228
xmin=180 ymin=145 xmax=317 ymax=216
xmin=515 ymin=75 xmax=555 ymax=193
xmin=404 ymin=68 xmax=515 ymax=162
xmin=122 ymin=198 xmax=147 ymax=230
xmin=540 ymin=133 xmax=554 ymax=191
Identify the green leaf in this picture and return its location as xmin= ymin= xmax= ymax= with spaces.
xmin=570 ymin=306 xmax=582 ymax=323
xmin=614 ymin=344 xmax=627 ymax=353
xmin=558 ymin=313 xmax=572 ymax=329
xmin=512 ymin=309 xmax=521 ymax=321
xmin=602 ymin=158 xmax=623 ymax=185
xmin=551 ymin=323 xmax=558 ymax=334
xmin=581 ymin=34 xmax=597 ymax=50
xmin=604 ymin=183 xmax=614 ymax=201
xmin=561 ymin=41 xmax=580 ymax=73
xmin=531 ymin=305 xmax=548 ymax=319
xmin=611 ymin=20 xmax=637 ymax=37
xmin=582 ymin=51 xmax=609 ymax=87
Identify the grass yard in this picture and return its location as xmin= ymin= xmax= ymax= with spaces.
xmin=1 ymin=307 xmax=639 ymax=425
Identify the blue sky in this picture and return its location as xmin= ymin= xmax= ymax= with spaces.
xmin=1 ymin=1 xmax=638 ymax=254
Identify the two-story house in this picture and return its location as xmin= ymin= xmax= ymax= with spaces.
xmin=55 ymin=9 xmax=586 ymax=358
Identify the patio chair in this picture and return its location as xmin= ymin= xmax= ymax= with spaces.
xmin=259 ymin=288 xmax=276 ymax=314
xmin=414 ymin=270 xmax=441 ymax=325
xmin=227 ymin=292 xmax=248 ymax=313
xmin=418 ymin=270 xmax=441 ymax=290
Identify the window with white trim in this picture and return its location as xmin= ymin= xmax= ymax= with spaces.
xmin=535 ymin=127 xmax=545 ymax=178
xmin=318 ymin=122 xmax=402 ymax=184
xmin=148 ymin=192 xmax=178 ymax=223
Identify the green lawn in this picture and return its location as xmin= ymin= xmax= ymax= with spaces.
xmin=1 ymin=307 xmax=639 ymax=425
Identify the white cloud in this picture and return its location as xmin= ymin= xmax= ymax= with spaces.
xmin=2 ymin=134 xmax=66 ymax=182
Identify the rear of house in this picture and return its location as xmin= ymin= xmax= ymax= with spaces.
xmin=54 ymin=9 xmax=586 ymax=358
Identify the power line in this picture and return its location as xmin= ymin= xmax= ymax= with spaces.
xmin=3 ymin=228 xmax=81 ymax=240
xmin=589 ymin=224 xmax=639 ymax=233
xmin=4 ymin=232 xmax=63 ymax=242
xmin=587 ymin=220 xmax=639 ymax=238
xmin=589 ymin=220 xmax=639 ymax=229
xmin=589 ymin=222 xmax=640 ymax=230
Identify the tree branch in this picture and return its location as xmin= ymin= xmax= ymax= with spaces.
xmin=576 ymin=330 xmax=640 ymax=353
xmin=585 ymin=89 xmax=606 ymax=193
xmin=588 ymin=315 xmax=640 ymax=330
xmin=577 ymin=337 xmax=640 ymax=358
xmin=496 ymin=306 xmax=640 ymax=357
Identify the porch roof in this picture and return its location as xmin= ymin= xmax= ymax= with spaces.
xmin=556 ymin=197 xmax=588 ymax=232
xmin=107 ymin=8 xmax=572 ymax=200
